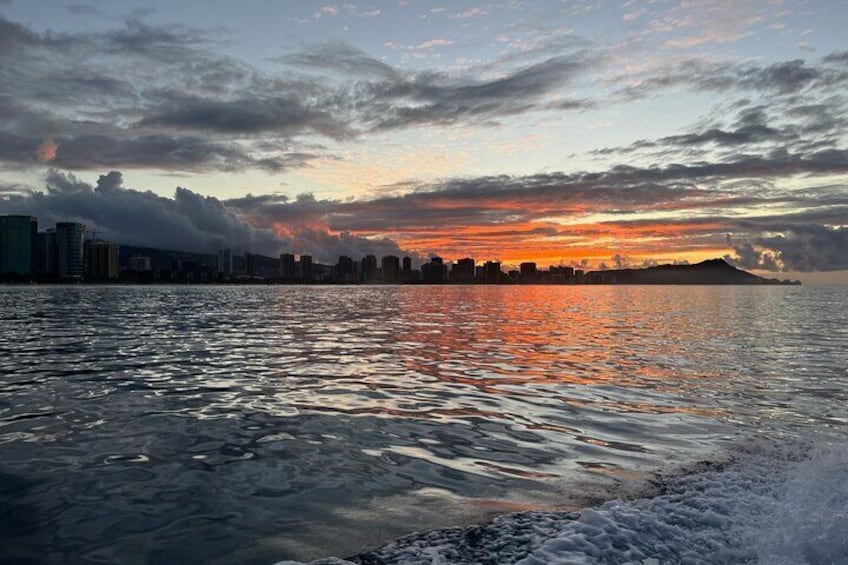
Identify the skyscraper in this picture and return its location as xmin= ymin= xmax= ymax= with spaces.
xmin=55 ymin=222 xmax=85 ymax=280
xmin=300 ymin=254 xmax=313 ymax=282
xmin=451 ymin=257 xmax=475 ymax=282
xmin=381 ymin=255 xmax=400 ymax=282
xmin=280 ymin=253 xmax=296 ymax=281
xmin=85 ymin=240 xmax=120 ymax=280
xmin=218 ymin=249 xmax=233 ymax=276
xmin=0 ymin=215 xmax=37 ymax=276
xmin=421 ymin=256 xmax=447 ymax=283
xmin=361 ymin=254 xmax=377 ymax=282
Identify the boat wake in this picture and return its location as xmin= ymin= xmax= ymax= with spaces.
xmin=276 ymin=433 xmax=848 ymax=564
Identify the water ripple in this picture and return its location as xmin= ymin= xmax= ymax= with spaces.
xmin=0 ymin=285 xmax=845 ymax=563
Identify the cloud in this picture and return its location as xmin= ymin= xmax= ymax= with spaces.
xmin=220 ymin=146 xmax=848 ymax=266
xmin=728 ymin=225 xmax=848 ymax=272
xmin=0 ymin=171 xmax=412 ymax=263
xmin=137 ymin=92 xmax=352 ymax=139
xmin=0 ymin=13 xmax=596 ymax=172
xmin=449 ymin=7 xmax=488 ymax=20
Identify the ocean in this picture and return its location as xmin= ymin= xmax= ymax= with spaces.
xmin=0 ymin=285 xmax=845 ymax=564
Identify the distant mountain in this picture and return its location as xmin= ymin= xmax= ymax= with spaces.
xmin=585 ymin=259 xmax=801 ymax=285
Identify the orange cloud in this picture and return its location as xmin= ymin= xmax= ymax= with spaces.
xmin=36 ymin=138 xmax=58 ymax=162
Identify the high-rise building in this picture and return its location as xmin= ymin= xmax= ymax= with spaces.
xmin=336 ymin=255 xmax=354 ymax=282
xmin=421 ymin=256 xmax=447 ymax=283
xmin=300 ymin=254 xmax=313 ymax=282
xmin=218 ymin=249 xmax=233 ymax=275
xmin=280 ymin=253 xmax=296 ymax=281
xmin=55 ymin=222 xmax=86 ymax=280
xmin=232 ymin=254 xmax=246 ymax=277
xmin=361 ymin=254 xmax=377 ymax=282
xmin=381 ymin=255 xmax=400 ymax=282
xmin=402 ymin=256 xmax=411 ymax=272
xmin=451 ymin=257 xmax=475 ymax=282
xmin=85 ymin=240 xmax=120 ymax=280
xmin=0 ymin=215 xmax=37 ymax=276
xmin=520 ymin=262 xmax=538 ymax=283
xmin=129 ymin=255 xmax=152 ymax=272
xmin=35 ymin=229 xmax=57 ymax=276
xmin=484 ymin=261 xmax=502 ymax=284
xmin=550 ymin=265 xmax=574 ymax=283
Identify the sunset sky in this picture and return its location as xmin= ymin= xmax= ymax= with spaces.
xmin=0 ymin=0 xmax=846 ymax=281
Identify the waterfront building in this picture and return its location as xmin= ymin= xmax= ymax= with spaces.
xmin=519 ymin=262 xmax=538 ymax=283
xmin=0 ymin=215 xmax=37 ymax=276
xmin=484 ymin=261 xmax=502 ymax=284
xmin=129 ymin=255 xmax=152 ymax=272
xmin=85 ymin=240 xmax=120 ymax=280
xmin=550 ymin=266 xmax=574 ymax=283
xmin=232 ymin=254 xmax=247 ymax=277
xmin=336 ymin=255 xmax=354 ymax=282
xmin=55 ymin=222 xmax=86 ymax=280
xmin=421 ymin=256 xmax=448 ymax=283
xmin=280 ymin=253 xmax=296 ymax=281
xmin=451 ymin=257 xmax=475 ymax=282
xmin=299 ymin=255 xmax=313 ymax=282
xmin=218 ymin=249 xmax=233 ymax=275
xmin=35 ymin=229 xmax=57 ymax=276
xmin=361 ymin=254 xmax=377 ymax=282
xmin=381 ymin=255 xmax=400 ymax=282
xmin=402 ymin=256 xmax=411 ymax=273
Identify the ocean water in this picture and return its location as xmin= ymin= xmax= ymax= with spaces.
xmin=0 ymin=285 xmax=845 ymax=564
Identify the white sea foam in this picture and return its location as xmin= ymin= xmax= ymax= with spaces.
xmin=276 ymin=434 xmax=848 ymax=564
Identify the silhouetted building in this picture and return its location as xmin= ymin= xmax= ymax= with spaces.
xmin=85 ymin=240 xmax=120 ymax=280
xmin=402 ymin=256 xmax=411 ymax=272
xmin=451 ymin=257 xmax=475 ymax=282
xmin=550 ymin=265 xmax=574 ymax=283
xmin=361 ymin=254 xmax=377 ymax=282
xmin=381 ymin=255 xmax=400 ymax=282
xmin=280 ymin=253 xmax=296 ymax=281
xmin=218 ymin=249 xmax=233 ymax=275
xmin=519 ymin=262 xmax=538 ymax=283
xmin=35 ymin=229 xmax=57 ymax=276
xmin=421 ymin=256 xmax=447 ymax=283
xmin=0 ymin=215 xmax=37 ymax=276
xmin=129 ymin=255 xmax=152 ymax=272
xmin=55 ymin=222 xmax=85 ymax=280
xmin=299 ymin=254 xmax=313 ymax=282
xmin=484 ymin=261 xmax=502 ymax=284
xmin=336 ymin=255 xmax=354 ymax=282
xmin=232 ymin=254 xmax=246 ymax=277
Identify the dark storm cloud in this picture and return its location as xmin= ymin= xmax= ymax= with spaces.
xmin=728 ymin=225 xmax=848 ymax=272
xmin=1 ymin=171 xmax=411 ymax=262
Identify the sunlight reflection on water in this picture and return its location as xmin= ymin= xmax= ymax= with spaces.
xmin=0 ymin=285 xmax=845 ymax=563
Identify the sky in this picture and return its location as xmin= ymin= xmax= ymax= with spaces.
xmin=0 ymin=0 xmax=846 ymax=282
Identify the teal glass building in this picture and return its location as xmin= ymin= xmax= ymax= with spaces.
xmin=0 ymin=215 xmax=37 ymax=276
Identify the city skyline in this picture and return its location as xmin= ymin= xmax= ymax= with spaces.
xmin=1 ymin=212 xmax=798 ymax=287
xmin=0 ymin=1 xmax=846 ymax=283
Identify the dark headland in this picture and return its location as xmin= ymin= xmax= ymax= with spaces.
xmin=583 ymin=258 xmax=801 ymax=285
